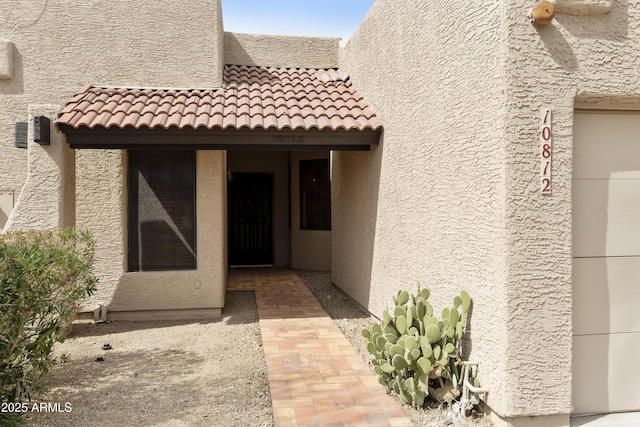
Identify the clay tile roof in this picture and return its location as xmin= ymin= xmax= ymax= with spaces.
xmin=56 ymin=65 xmax=381 ymax=132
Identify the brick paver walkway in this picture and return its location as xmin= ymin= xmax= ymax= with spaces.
xmin=228 ymin=268 xmax=413 ymax=427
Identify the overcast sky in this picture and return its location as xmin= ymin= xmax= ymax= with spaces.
xmin=221 ymin=0 xmax=375 ymax=41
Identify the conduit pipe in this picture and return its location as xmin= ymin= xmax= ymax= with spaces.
xmin=460 ymin=362 xmax=489 ymax=417
xmin=93 ymin=304 xmax=109 ymax=323
xmin=93 ymin=304 xmax=102 ymax=322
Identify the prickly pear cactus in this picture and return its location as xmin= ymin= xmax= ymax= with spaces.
xmin=362 ymin=287 xmax=471 ymax=409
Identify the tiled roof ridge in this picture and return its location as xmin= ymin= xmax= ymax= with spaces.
xmin=56 ymin=65 xmax=380 ymax=132
xmin=86 ymin=84 xmax=226 ymax=92
xmin=224 ymin=63 xmax=339 ymax=70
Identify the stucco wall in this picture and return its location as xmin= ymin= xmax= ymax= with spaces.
xmin=4 ymin=105 xmax=74 ymax=232
xmin=75 ymin=149 xmax=127 ymax=312
xmin=0 ymin=0 xmax=224 ymax=211
xmin=500 ymin=0 xmax=640 ymax=420
xmin=335 ymin=0 xmax=511 ymax=419
xmin=224 ymin=32 xmax=339 ymax=68
xmin=291 ymin=151 xmax=331 ymax=271
xmin=0 ymin=0 xmax=226 ymax=317
xmin=336 ymin=0 xmax=640 ymax=423
xmin=106 ymin=151 xmax=227 ymax=318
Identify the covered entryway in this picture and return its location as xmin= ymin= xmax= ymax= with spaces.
xmin=54 ymin=64 xmax=381 ymax=313
xmin=572 ymin=111 xmax=640 ymax=416
xmin=226 ymin=150 xmax=332 ymax=270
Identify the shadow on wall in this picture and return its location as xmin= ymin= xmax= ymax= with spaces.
xmin=537 ymin=24 xmax=578 ymax=72
xmin=537 ymin=0 xmax=630 ymax=72
xmin=223 ymin=32 xmax=256 ymax=66
xmin=0 ymin=209 xmax=7 ymax=230
xmin=554 ymin=0 xmax=629 ymax=41
xmin=330 ymin=133 xmax=384 ymax=315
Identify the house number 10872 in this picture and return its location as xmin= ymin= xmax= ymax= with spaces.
xmin=540 ymin=108 xmax=552 ymax=194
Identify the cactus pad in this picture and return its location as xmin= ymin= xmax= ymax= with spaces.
xmin=361 ymin=286 xmax=474 ymax=410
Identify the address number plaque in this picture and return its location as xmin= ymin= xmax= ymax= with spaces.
xmin=540 ymin=107 xmax=552 ymax=194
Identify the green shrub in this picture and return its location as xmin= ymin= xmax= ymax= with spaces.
xmin=0 ymin=229 xmax=97 ymax=421
xmin=362 ymin=287 xmax=474 ymax=409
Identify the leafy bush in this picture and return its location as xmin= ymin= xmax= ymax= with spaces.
xmin=362 ymin=287 xmax=475 ymax=409
xmin=0 ymin=229 xmax=97 ymax=419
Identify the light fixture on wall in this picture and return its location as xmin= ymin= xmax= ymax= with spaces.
xmin=528 ymin=0 xmax=555 ymax=25
xmin=33 ymin=116 xmax=51 ymax=145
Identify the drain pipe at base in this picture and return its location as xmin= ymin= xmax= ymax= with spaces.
xmin=93 ymin=304 xmax=109 ymax=323
xmin=459 ymin=362 xmax=489 ymax=417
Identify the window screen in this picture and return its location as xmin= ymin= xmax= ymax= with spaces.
xmin=299 ymin=158 xmax=331 ymax=231
xmin=128 ymin=150 xmax=196 ymax=271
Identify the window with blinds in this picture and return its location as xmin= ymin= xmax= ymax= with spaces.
xmin=128 ymin=150 xmax=196 ymax=271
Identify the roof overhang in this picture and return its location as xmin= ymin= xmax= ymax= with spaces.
xmin=58 ymin=125 xmax=380 ymax=151
xmin=56 ymin=66 xmax=383 ymax=151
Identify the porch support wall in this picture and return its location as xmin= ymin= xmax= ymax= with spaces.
xmin=75 ymin=149 xmax=127 ymax=313
xmin=106 ymin=151 xmax=227 ymax=319
xmin=3 ymin=104 xmax=75 ymax=232
xmin=335 ymin=0 xmax=515 ymax=420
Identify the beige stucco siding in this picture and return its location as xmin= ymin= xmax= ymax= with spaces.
xmin=0 ymin=0 xmax=224 ymax=202
xmin=335 ymin=0 xmax=511 ymax=419
xmin=337 ymin=0 xmax=640 ymax=423
xmin=103 ymin=151 xmax=227 ymax=317
xmin=0 ymin=0 xmax=226 ymax=317
xmin=4 ymin=105 xmax=74 ymax=232
xmin=75 ymin=150 xmax=127 ymax=312
xmin=224 ymin=32 xmax=339 ymax=68
xmin=500 ymin=0 xmax=640 ymax=420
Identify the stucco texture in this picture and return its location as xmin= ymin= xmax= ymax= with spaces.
xmin=501 ymin=0 xmax=640 ymax=420
xmin=107 ymin=151 xmax=227 ymax=317
xmin=335 ymin=0 xmax=509 ymax=415
xmin=224 ymin=32 xmax=339 ymax=68
xmin=0 ymin=0 xmax=226 ymax=317
xmin=74 ymin=149 xmax=127 ymax=312
xmin=4 ymin=104 xmax=74 ymax=232
xmin=335 ymin=0 xmax=640 ymax=422
xmin=76 ymin=150 xmax=227 ymax=317
xmin=0 ymin=0 xmax=224 ymax=201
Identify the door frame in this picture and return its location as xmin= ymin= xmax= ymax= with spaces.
xmin=227 ymin=172 xmax=275 ymax=267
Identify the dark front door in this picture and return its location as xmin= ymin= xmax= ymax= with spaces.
xmin=228 ymin=173 xmax=274 ymax=266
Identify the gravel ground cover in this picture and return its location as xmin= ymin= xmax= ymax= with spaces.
xmin=22 ymin=291 xmax=272 ymax=427
xmin=297 ymin=270 xmax=493 ymax=427
xmin=22 ymin=269 xmax=492 ymax=427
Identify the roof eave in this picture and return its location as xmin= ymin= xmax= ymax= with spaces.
xmin=58 ymin=124 xmax=381 ymax=151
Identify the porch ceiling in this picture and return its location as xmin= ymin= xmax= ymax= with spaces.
xmin=55 ymin=65 xmax=381 ymax=150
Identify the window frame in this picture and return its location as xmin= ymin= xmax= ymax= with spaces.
xmin=299 ymin=158 xmax=331 ymax=231
xmin=127 ymin=150 xmax=197 ymax=272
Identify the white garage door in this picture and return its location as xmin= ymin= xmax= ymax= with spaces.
xmin=572 ymin=111 xmax=640 ymax=415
